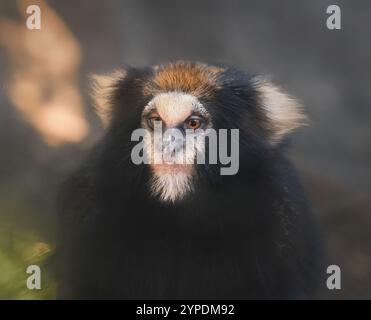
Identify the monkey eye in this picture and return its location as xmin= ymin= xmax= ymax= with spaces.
xmin=147 ymin=114 xmax=162 ymax=130
xmin=184 ymin=115 xmax=203 ymax=130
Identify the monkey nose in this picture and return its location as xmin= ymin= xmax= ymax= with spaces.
xmin=162 ymin=132 xmax=184 ymax=151
xmin=163 ymin=141 xmax=183 ymax=154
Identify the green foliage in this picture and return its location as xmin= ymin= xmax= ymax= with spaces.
xmin=0 ymin=224 xmax=56 ymax=300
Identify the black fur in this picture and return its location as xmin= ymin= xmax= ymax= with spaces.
xmin=58 ymin=64 xmax=324 ymax=299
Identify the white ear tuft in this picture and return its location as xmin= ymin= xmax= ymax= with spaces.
xmin=90 ymin=70 xmax=126 ymax=127
xmin=254 ymin=77 xmax=308 ymax=145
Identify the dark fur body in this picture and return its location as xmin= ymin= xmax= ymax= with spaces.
xmin=58 ymin=63 xmax=323 ymax=299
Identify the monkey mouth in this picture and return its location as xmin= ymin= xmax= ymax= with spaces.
xmin=151 ymin=163 xmax=192 ymax=174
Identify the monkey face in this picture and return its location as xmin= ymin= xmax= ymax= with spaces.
xmin=141 ymin=91 xmax=212 ymax=169
xmin=139 ymin=92 xmax=214 ymax=202
xmin=91 ymin=61 xmax=307 ymax=204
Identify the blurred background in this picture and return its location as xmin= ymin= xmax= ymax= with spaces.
xmin=0 ymin=0 xmax=370 ymax=299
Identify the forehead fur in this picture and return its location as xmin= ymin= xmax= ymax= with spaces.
xmin=144 ymin=61 xmax=224 ymax=98
xmin=143 ymin=92 xmax=208 ymax=127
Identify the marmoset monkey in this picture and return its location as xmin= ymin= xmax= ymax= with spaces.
xmin=59 ymin=61 xmax=323 ymax=299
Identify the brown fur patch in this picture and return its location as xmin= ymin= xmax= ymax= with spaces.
xmin=144 ymin=61 xmax=224 ymax=98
